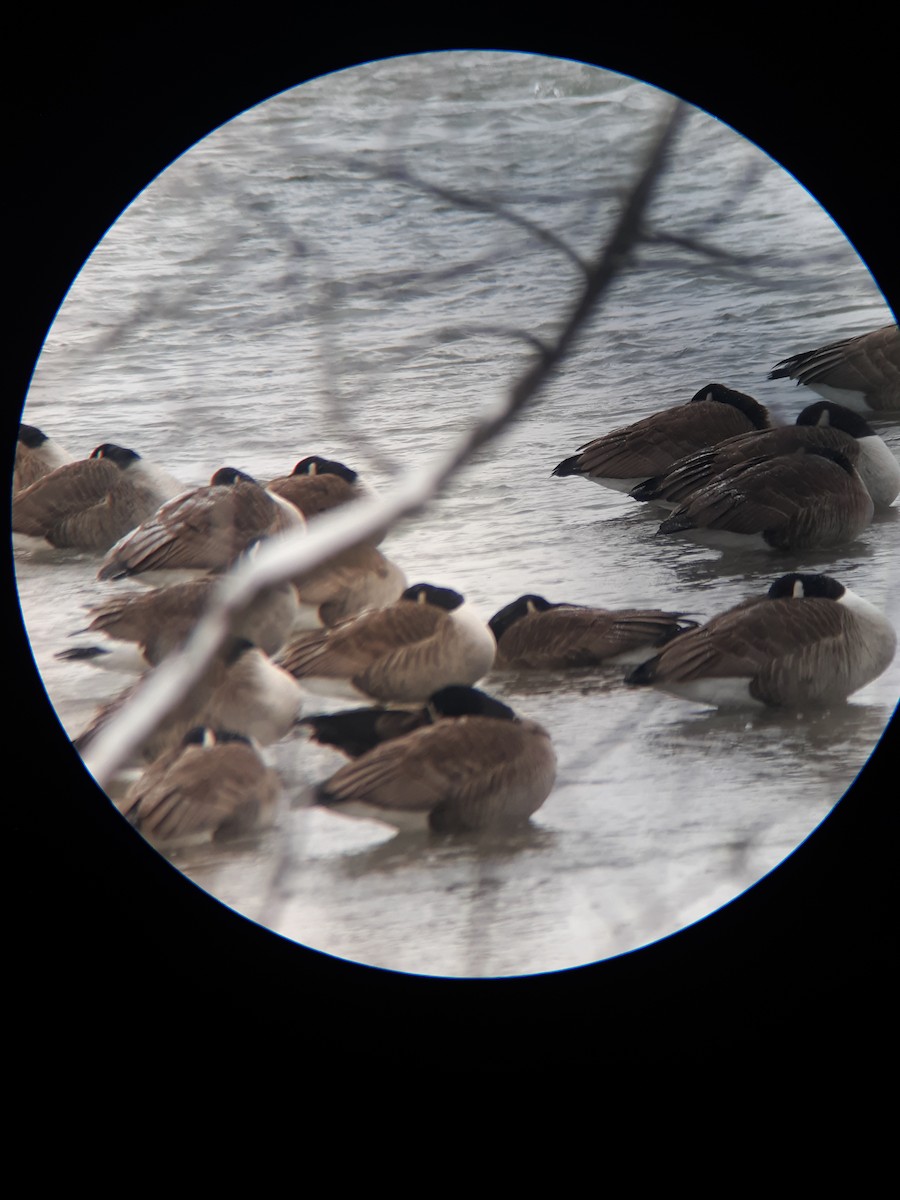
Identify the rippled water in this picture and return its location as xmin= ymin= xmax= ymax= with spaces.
xmin=14 ymin=51 xmax=898 ymax=978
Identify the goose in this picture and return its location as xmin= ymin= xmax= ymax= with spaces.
xmin=630 ymin=400 xmax=900 ymax=510
xmin=551 ymin=384 xmax=771 ymax=493
xmin=291 ymin=542 xmax=408 ymax=630
xmin=488 ymin=594 xmax=698 ymax=668
xmin=768 ymin=323 xmax=900 ymax=413
xmin=275 ymin=583 xmax=496 ymax=704
xmin=267 ymin=455 xmax=373 ymax=521
xmin=298 ymin=684 xmax=509 ymax=758
xmin=117 ymin=726 xmax=280 ymax=846
xmin=56 ymin=569 xmax=302 ymax=673
xmin=12 ymin=443 xmax=184 ymax=554
xmin=13 ymin=423 xmax=74 ymax=495
xmin=74 ymin=637 xmax=303 ymax=764
xmin=625 ymin=573 xmax=896 ymax=708
xmin=96 ymin=466 xmax=304 ymax=582
xmin=655 ymin=446 xmax=875 ymax=551
xmin=312 ymin=686 xmax=556 ymax=832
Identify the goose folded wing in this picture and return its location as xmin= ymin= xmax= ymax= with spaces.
xmin=276 ymin=603 xmax=444 ymax=679
xmin=119 ymin=744 xmax=277 ymax=841
xmin=317 ymin=717 xmax=534 ymax=814
xmin=268 ymin=473 xmax=356 ymax=519
xmin=13 ymin=458 xmax=127 ymax=537
xmin=659 ymin=456 xmax=807 ymax=534
xmin=640 ymin=598 xmax=850 ymax=683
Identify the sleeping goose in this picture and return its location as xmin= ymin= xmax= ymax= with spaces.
xmin=117 ymin=726 xmax=281 ymax=846
xmin=56 ymin=568 xmax=302 ymax=673
xmin=275 ymin=583 xmax=496 ymax=704
xmin=12 ymin=443 xmax=184 ymax=554
xmin=631 ymin=400 xmax=900 ymax=510
xmin=290 ymin=542 xmax=408 ymax=630
xmin=267 ymin=455 xmax=373 ymax=520
xmin=312 ymin=686 xmax=556 ymax=833
xmin=625 ymin=573 xmax=896 ymax=708
xmin=13 ymin=423 xmax=74 ymax=495
xmin=74 ymin=637 xmax=303 ymax=764
xmin=488 ymin=594 xmax=698 ymax=668
xmin=655 ymin=445 xmax=874 ymax=551
xmin=96 ymin=466 xmax=304 ymax=582
xmin=551 ymin=384 xmax=771 ymax=493
xmin=297 ymin=684 xmax=508 ymax=758
xmin=769 ymin=323 xmax=900 ymax=413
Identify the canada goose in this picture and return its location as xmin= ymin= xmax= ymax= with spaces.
xmin=655 ymin=446 xmax=875 ymax=551
xmin=267 ymin=456 xmax=368 ymax=520
xmin=625 ymin=573 xmax=897 ymax=708
xmin=488 ymin=594 xmax=698 ymax=668
xmin=267 ymin=455 xmax=385 ymax=549
xmin=56 ymin=570 xmax=302 ymax=673
xmin=313 ymin=686 xmax=556 ymax=832
xmin=74 ymin=637 xmax=303 ymax=764
xmin=12 ymin=443 xmax=184 ymax=554
xmin=769 ymin=323 xmax=900 ymax=413
xmin=117 ymin=726 xmax=280 ymax=846
xmin=13 ymin=423 xmax=74 ymax=495
xmin=630 ymin=400 xmax=900 ymax=510
xmin=291 ymin=542 xmax=408 ymax=629
xmin=275 ymin=583 xmax=496 ymax=704
xmin=298 ymin=684 xmax=510 ymax=757
xmin=551 ymin=384 xmax=771 ymax=493
xmin=96 ymin=466 xmax=304 ymax=582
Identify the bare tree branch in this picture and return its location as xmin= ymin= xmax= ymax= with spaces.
xmin=82 ymin=98 xmax=686 ymax=791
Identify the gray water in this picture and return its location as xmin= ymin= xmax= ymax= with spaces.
xmin=15 ymin=51 xmax=898 ymax=978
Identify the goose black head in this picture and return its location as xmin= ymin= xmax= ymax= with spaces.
xmin=401 ymin=583 xmax=465 ymax=612
xmin=90 ymin=444 xmax=141 ymax=468
xmin=767 ymin=573 xmax=845 ymax=601
xmin=488 ymin=594 xmax=556 ymax=641
xmin=223 ymin=636 xmax=258 ymax=665
xmin=802 ymin=445 xmax=856 ymax=474
xmin=689 ymin=384 xmax=771 ymax=429
xmin=796 ymin=401 xmax=875 ymax=438
xmin=291 ymin=456 xmax=358 ymax=484
xmin=210 ymin=467 xmax=258 ymax=487
xmin=427 ymin=685 xmax=516 ymax=723
xmin=18 ymin=424 xmax=49 ymax=448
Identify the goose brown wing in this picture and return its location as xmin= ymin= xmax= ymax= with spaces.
xmin=317 ymin=716 xmax=548 ymax=816
xmin=276 ymin=601 xmax=444 ymax=680
xmin=268 ymin=473 xmax=356 ymax=519
xmin=120 ymin=742 xmax=279 ymax=841
xmin=641 ymin=597 xmax=851 ymax=685
xmin=771 ymin=325 xmax=900 ymax=398
xmin=83 ymin=580 xmax=213 ymax=641
xmin=659 ymin=453 xmax=870 ymax=540
xmin=497 ymin=606 xmax=693 ymax=666
xmin=575 ymin=401 xmax=759 ymax=478
xmin=635 ymin=427 xmax=859 ymax=506
xmin=659 ymin=456 xmax=790 ymax=534
xmin=294 ymin=545 xmax=406 ymax=622
xmin=13 ymin=458 xmax=138 ymax=547
xmin=97 ymin=481 xmax=291 ymax=578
